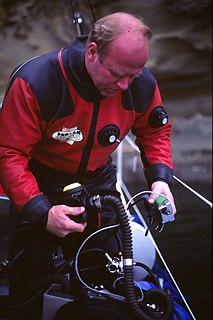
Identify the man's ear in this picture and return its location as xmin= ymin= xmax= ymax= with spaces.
xmin=86 ymin=42 xmax=98 ymax=62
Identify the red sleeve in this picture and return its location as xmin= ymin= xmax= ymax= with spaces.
xmin=132 ymin=84 xmax=173 ymax=171
xmin=0 ymin=78 xmax=44 ymax=210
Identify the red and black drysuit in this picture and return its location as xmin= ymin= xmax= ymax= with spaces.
xmin=0 ymin=35 xmax=173 ymax=317
xmin=0 ymin=35 xmax=173 ymax=223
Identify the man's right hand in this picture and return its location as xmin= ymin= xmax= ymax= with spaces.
xmin=46 ymin=204 xmax=87 ymax=237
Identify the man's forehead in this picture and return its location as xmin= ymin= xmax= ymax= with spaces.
xmin=105 ymin=36 xmax=149 ymax=69
xmin=103 ymin=50 xmax=145 ymax=74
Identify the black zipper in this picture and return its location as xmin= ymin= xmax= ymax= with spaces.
xmin=77 ymin=101 xmax=100 ymax=175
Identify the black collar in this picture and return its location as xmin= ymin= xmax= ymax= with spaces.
xmin=61 ymin=35 xmax=104 ymax=102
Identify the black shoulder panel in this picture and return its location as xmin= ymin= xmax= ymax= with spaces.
xmin=122 ymin=67 xmax=156 ymax=112
xmin=8 ymin=51 xmax=74 ymax=122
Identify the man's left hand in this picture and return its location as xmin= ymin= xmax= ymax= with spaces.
xmin=148 ymin=181 xmax=177 ymax=215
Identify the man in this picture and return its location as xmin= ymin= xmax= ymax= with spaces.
xmin=0 ymin=12 xmax=176 ymax=319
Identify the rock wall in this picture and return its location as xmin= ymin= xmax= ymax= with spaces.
xmin=0 ymin=0 xmax=211 ymax=99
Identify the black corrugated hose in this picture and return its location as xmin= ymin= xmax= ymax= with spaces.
xmin=99 ymin=195 xmax=174 ymax=320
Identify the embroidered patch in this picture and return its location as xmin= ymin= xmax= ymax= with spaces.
xmin=52 ymin=126 xmax=83 ymax=145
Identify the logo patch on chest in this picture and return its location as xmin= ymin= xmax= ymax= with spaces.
xmin=52 ymin=126 xmax=83 ymax=145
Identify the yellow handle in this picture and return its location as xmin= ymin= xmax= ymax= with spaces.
xmin=63 ymin=182 xmax=81 ymax=192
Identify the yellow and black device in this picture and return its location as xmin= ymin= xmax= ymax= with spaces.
xmin=62 ymin=182 xmax=90 ymax=223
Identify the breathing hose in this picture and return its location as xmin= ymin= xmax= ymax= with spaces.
xmin=97 ymin=194 xmax=174 ymax=320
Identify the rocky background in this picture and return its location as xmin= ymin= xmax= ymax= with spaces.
xmin=0 ymin=1 xmax=212 ymax=318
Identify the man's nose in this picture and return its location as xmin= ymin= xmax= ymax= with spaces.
xmin=115 ymin=77 xmax=130 ymax=91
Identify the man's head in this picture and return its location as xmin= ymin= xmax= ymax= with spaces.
xmin=85 ymin=12 xmax=152 ymax=97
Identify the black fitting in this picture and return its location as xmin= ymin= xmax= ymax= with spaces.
xmin=148 ymin=106 xmax=168 ymax=128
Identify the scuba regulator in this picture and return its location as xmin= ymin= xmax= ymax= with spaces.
xmin=60 ymin=182 xmax=175 ymax=320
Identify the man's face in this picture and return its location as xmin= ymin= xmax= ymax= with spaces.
xmin=85 ymin=34 xmax=149 ymax=97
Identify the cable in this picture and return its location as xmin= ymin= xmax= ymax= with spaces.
xmin=173 ymin=175 xmax=212 ymax=208
xmin=74 ymin=224 xmax=126 ymax=301
xmin=125 ymin=190 xmax=162 ymax=210
xmin=134 ymin=262 xmax=161 ymax=289
xmin=55 ymin=247 xmax=106 ymax=276
xmin=124 ymin=135 xmax=212 ymax=208
xmin=7 ymin=273 xmax=70 ymax=308
xmin=88 ymin=0 xmax=96 ymax=22
xmin=112 ymin=276 xmax=145 ymax=302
